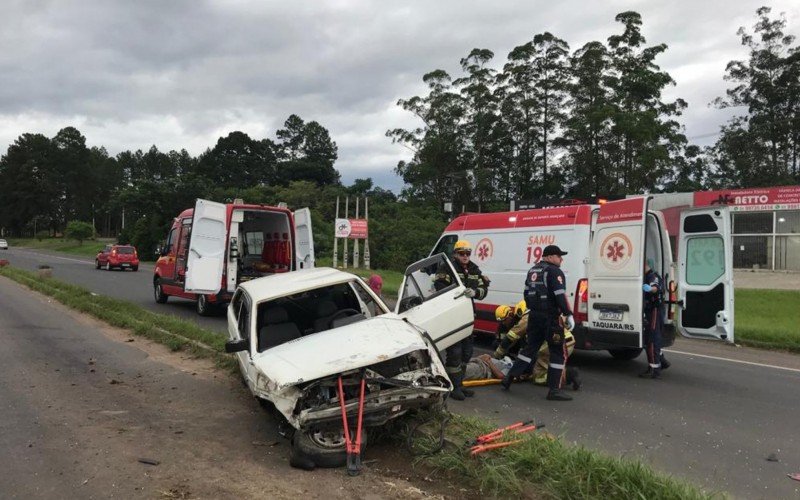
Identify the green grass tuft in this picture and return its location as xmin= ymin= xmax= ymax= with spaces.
xmin=734 ymin=289 xmax=800 ymax=352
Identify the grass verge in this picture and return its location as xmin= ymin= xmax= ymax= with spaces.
xmin=734 ymin=289 xmax=800 ymax=352
xmin=0 ymin=265 xmax=717 ymax=498
xmin=0 ymin=266 xmax=236 ymax=372
xmin=404 ymin=412 xmax=718 ymax=499
xmin=6 ymin=237 xmax=108 ymax=258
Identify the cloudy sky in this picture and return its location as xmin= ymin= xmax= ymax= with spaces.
xmin=1 ymin=1 xmax=799 ymax=192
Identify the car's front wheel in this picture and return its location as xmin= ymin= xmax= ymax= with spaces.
xmin=154 ymin=278 xmax=168 ymax=304
xmin=95 ymin=259 xmax=100 ymax=270
xmin=196 ymin=294 xmax=214 ymax=316
xmin=291 ymin=428 xmax=368 ymax=469
xmin=105 ymin=261 xmax=112 ymax=271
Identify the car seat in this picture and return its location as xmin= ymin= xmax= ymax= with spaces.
xmin=259 ymin=305 xmax=302 ymax=351
xmin=313 ymin=300 xmax=338 ymax=333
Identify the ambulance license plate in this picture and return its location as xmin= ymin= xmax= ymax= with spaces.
xmin=599 ymin=310 xmax=623 ymax=321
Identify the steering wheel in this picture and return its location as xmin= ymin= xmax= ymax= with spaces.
xmin=399 ymin=296 xmax=423 ymax=313
xmin=328 ymin=308 xmax=361 ymax=328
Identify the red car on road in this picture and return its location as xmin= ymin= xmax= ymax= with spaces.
xmin=96 ymin=244 xmax=139 ymax=271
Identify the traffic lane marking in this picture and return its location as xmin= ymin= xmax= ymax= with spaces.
xmin=665 ymin=348 xmax=800 ymax=374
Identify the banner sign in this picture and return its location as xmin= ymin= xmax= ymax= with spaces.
xmin=694 ymin=186 xmax=800 ymax=211
xmin=335 ymin=218 xmax=368 ymax=239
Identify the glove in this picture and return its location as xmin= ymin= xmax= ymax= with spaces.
xmin=565 ymin=314 xmax=575 ymax=331
xmin=464 ymin=288 xmax=476 ymax=298
xmin=642 ymin=284 xmax=652 ymax=293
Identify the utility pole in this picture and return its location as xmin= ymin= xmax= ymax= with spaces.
xmin=353 ymin=197 xmax=360 ymax=269
xmin=333 ymin=196 xmax=339 ymax=267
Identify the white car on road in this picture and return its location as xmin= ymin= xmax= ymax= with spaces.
xmin=224 ymin=253 xmax=474 ymax=468
xmin=0 ymin=239 xmax=7 ymax=250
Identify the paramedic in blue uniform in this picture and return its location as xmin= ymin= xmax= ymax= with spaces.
xmin=501 ymin=245 xmax=575 ymax=401
xmin=641 ymin=258 xmax=670 ymax=378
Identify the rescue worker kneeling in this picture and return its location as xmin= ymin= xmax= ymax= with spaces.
xmin=501 ymin=245 xmax=575 ymax=401
xmin=491 ymin=304 xmax=581 ymax=390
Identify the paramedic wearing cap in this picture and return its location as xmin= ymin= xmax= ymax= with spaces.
xmin=641 ymin=258 xmax=670 ymax=378
xmin=434 ymin=240 xmax=489 ymax=401
xmin=501 ymin=245 xmax=575 ymax=401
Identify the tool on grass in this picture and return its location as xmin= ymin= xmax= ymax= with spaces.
xmin=468 ymin=420 xmax=544 ymax=456
xmin=337 ymin=370 xmax=366 ymax=476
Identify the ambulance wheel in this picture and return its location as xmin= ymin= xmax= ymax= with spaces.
xmin=154 ymin=279 xmax=169 ymax=304
xmin=196 ymin=294 xmax=214 ymax=316
xmin=608 ymin=348 xmax=642 ymax=361
xmin=291 ymin=428 xmax=368 ymax=469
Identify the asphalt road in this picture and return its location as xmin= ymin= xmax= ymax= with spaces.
xmin=0 ymin=275 xmax=441 ymax=499
xmin=3 ymin=246 xmax=800 ymax=498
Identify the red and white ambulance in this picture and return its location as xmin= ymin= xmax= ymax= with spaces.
xmin=430 ymin=197 xmax=735 ymax=359
xmin=153 ymin=198 xmax=315 ymax=316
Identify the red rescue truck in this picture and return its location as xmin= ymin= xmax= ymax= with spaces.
xmin=430 ymin=197 xmax=734 ymax=359
xmin=153 ymin=198 xmax=315 ymax=315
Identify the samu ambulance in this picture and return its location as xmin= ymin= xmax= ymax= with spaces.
xmin=430 ymin=196 xmax=734 ymax=359
xmin=153 ymin=198 xmax=315 ymax=316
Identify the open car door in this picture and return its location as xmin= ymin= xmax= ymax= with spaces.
xmin=185 ymin=198 xmax=227 ymax=294
xmin=293 ymin=207 xmax=315 ymax=270
xmin=676 ymin=207 xmax=734 ymax=343
xmin=587 ymin=197 xmax=649 ymax=348
xmin=395 ymin=253 xmax=474 ymax=352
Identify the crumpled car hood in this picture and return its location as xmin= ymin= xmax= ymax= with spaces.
xmin=252 ymin=316 xmax=431 ymax=390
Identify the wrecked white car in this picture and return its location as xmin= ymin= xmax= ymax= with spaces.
xmin=224 ymin=253 xmax=474 ymax=469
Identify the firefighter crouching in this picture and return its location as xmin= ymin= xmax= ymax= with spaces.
xmin=434 ymin=240 xmax=489 ymax=401
xmin=494 ymin=303 xmax=581 ymax=390
xmin=501 ymin=245 xmax=575 ymax=401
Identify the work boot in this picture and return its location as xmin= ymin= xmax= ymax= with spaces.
xmin=546 ymin=389 xmax=573 ymax=401
xmin=567 ymin=366 xmax=582 ymax=391
xmin=500 ymin=358 xmax=531 ymax=391
xmin=660 ymin=353 xmax=671 ymax=370
xmin=500 ymin=374 xmax=512 ymax=391
xmin=650 ymin=367 xmax=662 ymax=379
xmin=449 ymin=371 xmax=467 ymax=401
xmin=638 ymin=367 xmax=652 ymax=378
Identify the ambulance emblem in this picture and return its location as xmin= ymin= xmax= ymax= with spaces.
xmin=475 ymin=238 xmax=494 ymax=262
xmin=600 ymin=232 xmax=633 ymax=270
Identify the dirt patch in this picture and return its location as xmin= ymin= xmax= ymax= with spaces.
xmin=6 ymin=278 xmax=466 ymax=499
xmin=734 ymin=269 xmax=800 ymax=290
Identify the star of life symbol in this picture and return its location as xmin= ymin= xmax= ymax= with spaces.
xmin=475 ymin=238 xmax=493 ymax=262
xmin=606 ymin=240 xmax=626 ymax=262
xmin=600 ymin=232 xmax=633 ymax=270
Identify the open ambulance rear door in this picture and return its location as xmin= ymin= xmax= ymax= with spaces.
xmin=293 ymin=207 xmax=315 ymax=270
xmin=587 ymin=197 xmax=649 ymax=349
xmin=676 ymin=207 xmax=734 ymax=343
xmin=185 ymin=198 xmax=227 ymax=295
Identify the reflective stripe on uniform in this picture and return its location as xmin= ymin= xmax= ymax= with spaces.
xmin=649 ymin=363 xmax=661 ymax=369
xmin=550 ymin=363 xmax=565 ymax=369
xmin=554 ymin=289 xmax=566 ymax=296
xmin=517 ymin=354 xmax=532 ymax=364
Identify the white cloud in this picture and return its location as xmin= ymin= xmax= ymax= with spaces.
xmin=1 ymin=0 xmax=799 ymax=193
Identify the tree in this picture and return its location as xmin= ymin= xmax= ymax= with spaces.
xmin=64 ymin=220 xmax=94 ymax=245
xmin=197 ymin=132 xmax=277 ymax=188
xmin=606 ymin=11 xmax=687 ymax=194
xmin=276 ymin=116 xmax=340 ymax=186
xmin=0 ymin=133 xmax=56 ymax=236
xmin=388 ymin=69 xmax=470 ymax=208
xmin=711 ymin=6 xmax=800 ymax=186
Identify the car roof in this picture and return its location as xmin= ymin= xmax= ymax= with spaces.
xmin=239 ymin=267 xmax=367 ymax=302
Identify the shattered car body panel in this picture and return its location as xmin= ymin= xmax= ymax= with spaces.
xmin=227 ymin=263 xmax=471 ymax=434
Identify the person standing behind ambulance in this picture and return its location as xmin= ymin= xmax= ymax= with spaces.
xmin=640 ymin=258 xmax=670 ymax=378
xmin=434 ymin=240 xmax=489 ymax=401
xmin=501 ymin=245 xmax=574 ymax=401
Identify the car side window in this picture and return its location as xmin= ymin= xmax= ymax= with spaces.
xmin=165 ymin=228 xmax=177 ymax=255
xmin=352 ymin=281 xmax=384 ymax=317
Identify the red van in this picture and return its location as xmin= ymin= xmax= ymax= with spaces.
xmin=153 ymin=198 xmax=315 ymax=315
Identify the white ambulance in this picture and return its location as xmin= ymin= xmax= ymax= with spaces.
xmin=430 ymin=197 xmax=735 ymax=359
